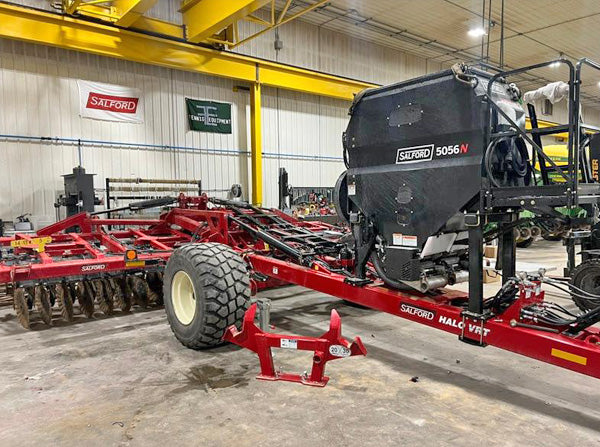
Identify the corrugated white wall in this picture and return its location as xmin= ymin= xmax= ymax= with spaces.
xmin=0 ymin=39 xmax=250 ymax=222
xmin=232 ymin=16 xmax=442 ymax=202
xmin=0 ymin=1 xmax=442 ymax=222
xmin=234 ymin=14 xmax=440 ymax=85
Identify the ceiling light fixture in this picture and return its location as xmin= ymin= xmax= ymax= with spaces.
xmin=467 ymin=27 xmax=487 ymax=37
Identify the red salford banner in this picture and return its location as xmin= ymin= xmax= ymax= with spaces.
xmin=78 ymin=80 xmax=143 ymax=123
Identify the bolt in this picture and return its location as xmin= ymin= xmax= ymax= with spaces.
xmin=530 ymin=200 xmax=535 ymax=205
xmin=520 ymin=200 xmax=525 ymax=205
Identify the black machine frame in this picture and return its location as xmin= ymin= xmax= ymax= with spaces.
xmin=466 ymin=57 xmax=600 ymax=318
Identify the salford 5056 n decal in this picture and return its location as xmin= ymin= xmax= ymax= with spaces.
xmin=396 ymin=143 xmax=469 ymax=164
xmin=396 ymin=144 xmax=434 ymax=164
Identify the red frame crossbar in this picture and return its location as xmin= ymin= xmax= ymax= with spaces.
xmin=224 ymin=303 xmax=367 ymax=386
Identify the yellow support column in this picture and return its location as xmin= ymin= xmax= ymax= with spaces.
xmin=250 ymin=82 xmax=263 ymax=206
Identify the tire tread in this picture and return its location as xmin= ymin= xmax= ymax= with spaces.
xmin=164 ymin=243 xmax=250 ymax=349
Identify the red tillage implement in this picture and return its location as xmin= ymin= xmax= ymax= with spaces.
xmin=2 ymin=195 xmax=600 ymax=384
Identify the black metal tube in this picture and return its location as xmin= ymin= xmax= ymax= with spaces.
xmin=486 ymin=60 xmax=575 ymax=187
xmin=574 ymin=58 xmax=600 ymax=201
xmin=526 ymin=103 xmax=549 ymax=185
xmin=501 ymin=216 xmax=516 ymax=284
xmin=105 ymin=177 xmax=111 ymax=220
xmin=228 ymin=215 xmax=304 ymax=261
xmin=486 ymin=97 xmax=570 ymax=181
xmin=468 ymin=222 xmax=484 ymax=314
xmin=499 ymin=0 xmax=505 ymax=68
xmin=90 ymin=196 xmax=176 ymax=215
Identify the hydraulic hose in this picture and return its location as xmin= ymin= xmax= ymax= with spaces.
xmin=485 ymin=137 xmax=529 ymax=187
xmin=370 ymin=252 xmax=412 ymax=291
xmin=484 ymin=137 xmax=507 ymax=187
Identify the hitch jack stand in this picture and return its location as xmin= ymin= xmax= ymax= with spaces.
xmin=223 ymin=303 xmax=367 ymax=387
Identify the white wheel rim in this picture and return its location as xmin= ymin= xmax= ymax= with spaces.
xmin=171 ymin=271 xmax=196 ymax=325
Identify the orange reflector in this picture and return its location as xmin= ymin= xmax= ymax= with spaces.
xmin=125 ymin=249 xmax=137 ymax=260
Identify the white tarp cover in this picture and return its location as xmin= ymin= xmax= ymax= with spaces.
xmin=77 ymin=80 xmax=143 ymax=123
xmin=523 ymin=81 xmax=569 ymax=105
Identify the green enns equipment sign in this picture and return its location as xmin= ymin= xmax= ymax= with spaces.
xmin=186 ymin=98 xmax=232 ymax=134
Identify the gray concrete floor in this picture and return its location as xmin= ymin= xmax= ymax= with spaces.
xmin=1 ymin=240 xmax=599 ymax=446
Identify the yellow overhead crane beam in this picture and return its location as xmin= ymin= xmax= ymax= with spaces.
xmin=0 ymin=2 xmax=375 ymax=205
xmin=180 ymin=0 xmax=271 ymax=44
xmin=60 ymin=0 xmax=185 ymax=38
xmin=60 ymin=0 xmax=328 ymax=50
xmin=0 ymin=3 xmax=373 ymax=99
xmin=113 ymin=0 xmax=158 ymax=27
xmin=201 ymin=0 xmax=330 ymax=50
xmin=62 ymin=0 xmax=158 ymax=26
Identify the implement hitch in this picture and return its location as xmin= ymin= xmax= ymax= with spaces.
xmin=223 ymin=303 xmax=367 ymax=386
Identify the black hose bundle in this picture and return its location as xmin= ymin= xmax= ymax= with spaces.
xmin=484 ymin=136 xmax=531 ymax=188
xmin=485 ymin=279 xmax=518 ymax=313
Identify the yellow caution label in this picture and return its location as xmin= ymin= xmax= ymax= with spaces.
xmin=10 ymin=236 xmax=52 ymax=252
xmin=551 ymin=348 xmax=587 ymax=366
xmin=125 ymin=260 xmax=146 ymax=268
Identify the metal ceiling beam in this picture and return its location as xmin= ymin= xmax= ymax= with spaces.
xmin=0 ymin=3 xmax=374 ymax=100
xmin=113 ymin=0 xmax=158 ymax=27
xmin=180 ymin=0 xmax=271 ymax=44
xmin=228 ymin=0 xmax=328 ymax=49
